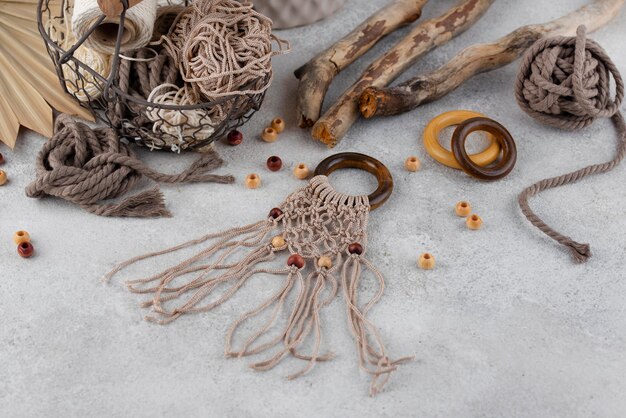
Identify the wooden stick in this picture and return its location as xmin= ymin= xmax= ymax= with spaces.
xmin=294 ymin=0 xmax=428 ymax=128
xmin=310 ymin=0 xmax=494 ymax=147
xmin=360 ymin=0 xmax=626 ymax=118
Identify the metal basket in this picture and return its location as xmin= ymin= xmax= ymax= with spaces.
xmin=37 ymin=0 xmax=267 ymax=152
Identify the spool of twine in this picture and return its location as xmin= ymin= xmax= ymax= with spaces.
xmin=46 ymin=11 xmax=112 ymax=101
xmin=515 ymin=25 xmax=626 ymax=263
xmin=25 ymin=115 xmax=234 ymax=217
xmin=72 ymin=0 xmax=157 ymax=54
xmin=163 ymin=0 xmax=288 ymax=103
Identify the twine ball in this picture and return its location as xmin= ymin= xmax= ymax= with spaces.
xmin=164 ymin=0 xmax=278 ymax=102
xmin=515 ymin=25 xmax=624 ymax=130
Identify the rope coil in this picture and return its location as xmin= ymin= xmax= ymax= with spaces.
xmin=26 ymin=115 xmax=234 ymax=217
xmin=515 ymin=25 xmax=626 ymax=262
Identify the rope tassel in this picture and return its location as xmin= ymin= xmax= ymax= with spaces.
xmin=105 ymin=176 xmax=410 ymax=395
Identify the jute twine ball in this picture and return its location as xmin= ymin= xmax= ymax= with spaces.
xmin=515 ymin=25 xmax=623 ymax=130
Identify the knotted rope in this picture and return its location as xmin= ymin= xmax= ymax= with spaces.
xmin=514 ymin=25 xmax=626 ymax=262
xmin=26 ymin=115 xmax=234 ymax=217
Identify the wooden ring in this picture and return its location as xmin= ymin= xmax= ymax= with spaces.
xmin=314 ymin=152 xmax=393 ymax=210
xmin=451 ymin=117 xmax=517 ymax=180
xmin=423 ymin=110 xmax=501 ymax=169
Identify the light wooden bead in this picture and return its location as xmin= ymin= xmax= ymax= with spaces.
xmin=271 ymin=236 xmax=286 ymax=249
xmin=0 ymin=170 xmax=7 ymax=186
xmin=293 ymin=163 xmax=310 ymax=180
xmin=261 ymin=127 xmax=278 ymax=142
xmin=13 ymin=230 xmax=30 ymax=245
xmin=418 ymin=253 xmax=435 ymax=270
xmin=317 ymin=256 xmax=332 ymax=269
xmin=455 ymin=201 xmax=471 ymax=217
xmin=271 ymin=117 xmax=285 ymax=133
xmin=466 ymin=214 xmax=483 ymax=230
xmin=245 ymin=173 xmax=261 ymax=189
xmin=404 ymin=156 xmax=421 ymax=172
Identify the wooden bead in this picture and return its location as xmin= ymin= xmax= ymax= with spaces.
xmin=0 ymin=152 xmax=4 ymax=164
xmin=455 ymin=201 xmax=471 ymax=217
xmin=266 ymin=156 xmax=282 ymax=171
xmin=317 ymin=256 xmax=332 ymax=269
xmin=293 ymin=163 xmax=309 ymax=180
xmin=404 ymin=156 xmax=421 ymax=172
xmin=261 ymin=127 xmax=278 ymax=142
xmin=271 ymin=117 xmax=285 ymax=133
xmin=271 ymin=236 xmax=286 ymax=249
xmin=466 ymin=214 xmax=483 ymax=230
xmin=13 ymin=230 xmax=30 ymax=245
xmin=287 ymin=254 xmax=305 ymax=269
xmin=0 ymin=170 xmax=6 ymax=186
xmin=226 ymin=130 xmax=243 ymax=146
xmin=245 ymin=173 xmax=261 ymax=189
xmin=17 ymin=242 xmax=34 ymax=258
xmin=348 ymin=243 xmax=363 ymax=255
xmin=268 ymin=207 xmax=283 ymax=219
xmin=418 ymin=253 xmax=435 ymax=270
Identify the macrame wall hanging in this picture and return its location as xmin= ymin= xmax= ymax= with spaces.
xmin=105 ymin=152 xmax=412 ymax=396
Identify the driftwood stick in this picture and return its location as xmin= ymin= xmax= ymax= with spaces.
xmin=311 ymin=0 xmax=494 ymax=148
xmin=360 ymin=0 xmax=626 ymax=118
xmin=294 ymin=0 xmax=428 ymax=128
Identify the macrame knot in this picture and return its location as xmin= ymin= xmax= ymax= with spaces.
xmin=514 ymin=26 xmax=626 ymax=263
xmin=515 ymin=25 xmax=623 ymax=130
xmin=26 ymin=115 xmax=233 ymax=217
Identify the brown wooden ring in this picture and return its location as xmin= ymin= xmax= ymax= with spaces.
xmin=314 ymin=152 xmax=393 ymax=210
xmin=451 ymin=117 xmax=517 ymax=180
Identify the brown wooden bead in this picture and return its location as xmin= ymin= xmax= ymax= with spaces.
xmin=466 ymin=214 xmax=483 ymax=230
xmin=0 ymin=170 xmax=7 ymax=186
xmin=262 ymin=127 xmax=278 ymax=142
xmin=271 ymin=236 xmax=286 ymax=249
xmin=17 ymin=242 xmax=34 ymax=258
xmin=13 ymin=230 xmax=30 ymax=245
xmin=268 ymin=208 xmax=283 ymax=219
xmin=271 ymin=117 xmax=285 ymax=133
xmin=266 ymin=156 xmax=283 ymax=172
xmin=287 ymin=254 xmax=305 ymax=269
xmin=0 ymin=152 xmax=4 ymax=164
xmin=245 ymin=173 xmax=261 ymax=189
xmin=293 ymin=163 xmax=309 ymax=180
xmin=418 ymin=253 xmax=435 ymax=270
xmin=404 ymin=156 xmax=421 ymax=172
xmin=317 ymin=256 xmax=332 ymax=269
xmin=348 ymin=243 xmax=363 ymax=255
xmin=226 ymin=130 xmax=243 ymax=145
xmin=455 ymin=201 xmax=471 ymax=217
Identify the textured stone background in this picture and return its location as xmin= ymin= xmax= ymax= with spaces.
xmin=1 ymin=0 xmax=625 ymax=416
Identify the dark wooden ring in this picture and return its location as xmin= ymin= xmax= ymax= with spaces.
xmin=451 ymin=117 xmax=517 ymax=180
xmin=314 ymin=152 xmax=393 ymax=210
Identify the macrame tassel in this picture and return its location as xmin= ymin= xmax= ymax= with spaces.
xmin=343 ymin=254 xmax=413 ymax=396
xmin=106 ymin=176 xmax=410 ymax=395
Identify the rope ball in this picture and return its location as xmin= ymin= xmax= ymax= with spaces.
xmin=515 ymin=25 xmax=626 ymax=262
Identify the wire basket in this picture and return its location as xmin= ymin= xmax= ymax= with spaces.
xmin=37 ymin=0 xmax=267 ymax=152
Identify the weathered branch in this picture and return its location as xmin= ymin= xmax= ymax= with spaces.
xmin=294 ymin=0 xmax=428 ymax=128
xmin=311 ymin=0 xmax=494 ymax=147
xmin=360 ymin=0 xmax=626 ymax=118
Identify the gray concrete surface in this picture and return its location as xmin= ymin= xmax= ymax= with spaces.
xmin=1 ymin=0 xmax=626 ymax=416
